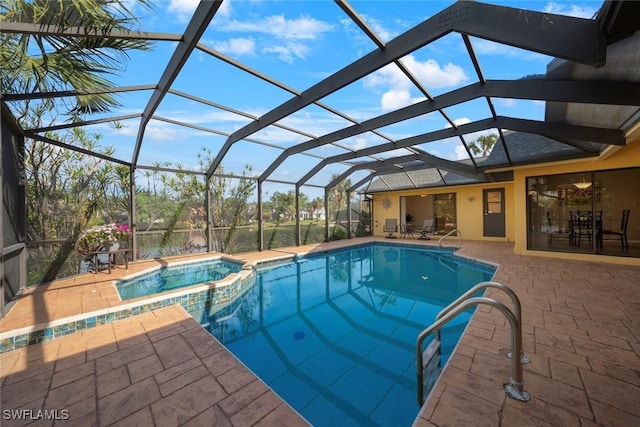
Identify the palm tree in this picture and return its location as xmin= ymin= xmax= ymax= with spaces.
xmin=308 ymin=197 xmax=324 ymax=220
xmin=3 ymin=0 xmax=153 ymax=283
xmin=0 ymin=0 xmax=153 ymax=116
xmin=468 ymin=133 xmax=498 ymax=157
xmin=328 ymin=175 xmax=352 ymax=217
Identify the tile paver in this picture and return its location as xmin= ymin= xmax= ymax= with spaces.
xmin=150 ymin=374 xmax=227 ymax=426
xmin=1 ymin=239 xmax=639 ymax=426
xmin=415 ymin=240 xmax=640 ymax=427
xmin=0 ymin=306 xmax=309 ymax=426
xmin=98 ymin=376 xmax=161 ymax=425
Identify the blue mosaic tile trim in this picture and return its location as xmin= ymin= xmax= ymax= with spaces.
xmin=0 ymin=337 xmax=15 ymax=353
xmin=117 ymin=257 xmax=244 ymax=284
xmin=0 ymin=269 xmax=257 ymax=355
xmin=452 ymin=255 xmax=498 ymax=275
xmin=254 ymin=257 xmax=296 ymax=271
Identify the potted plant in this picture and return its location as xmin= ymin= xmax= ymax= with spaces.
xmin=76 ymin=223 xmax=132 ymax=258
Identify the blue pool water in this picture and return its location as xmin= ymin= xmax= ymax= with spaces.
xmin=190 ymin=243 xmax=494 ymax=426
xmin=116 ymin=259 xmax=243 ymax=300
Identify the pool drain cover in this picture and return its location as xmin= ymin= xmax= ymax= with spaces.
xmin=293 ymin=331 xmax=305 ymax=340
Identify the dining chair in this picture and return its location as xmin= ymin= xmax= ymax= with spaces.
xmin=570 ymin=211 xmax=594 ymax=247
xmin=600 ymin=209 xmax=630 ymax=250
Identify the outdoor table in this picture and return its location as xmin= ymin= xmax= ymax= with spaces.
xmin=89 ymin=248 xmax=132 ymax=273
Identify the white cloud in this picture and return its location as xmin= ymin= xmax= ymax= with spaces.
xmin=217 ymin=0 xmax=233 ymax=18
xmin=454 ymin=144 xmax=470 ymax=160
xmin=445 ymin=117 xmax=472 ymax=128
xmin=381 ymin=89 xmax=413 ymax=111
xmin=352 ymin=137 xmax=369 ymax=151
xmin=219 ymin=15 xmax=333 ymax=40
xmin=498 ymin=98 xmax=517 ymax=108
xmin=167 ymin=0 xmax=199 ymax=23
xmin=360 ymin=14 xmax=398 ymax=42
xmin=213 ymin=38 xmax=256 ymax=56
xmin=146 ymin=124 xmax=184 ymax=142
xmin=367 ymin=56 xmax=468 ymax=91
xmin=404 ymin=57 xmax=468 ymax=88
xmin=342 ymin=136 xmax=369 ymax=151
xmin=263 ymin=42 xmax=310 ymax=64
xmin=543 ymin=2 xmax=598 ymax=18
xmin=380 ymin=89 xmax=427 ymax=111
xmin=168 ymin=0 xmax=232 ymax=22
xmin=365 ymin=55 xmax=467 ymax=111
xmin=338 ymin=18 xmax=378 ymax=58
xmin=213 ymin=14 xmax=333 ymax=63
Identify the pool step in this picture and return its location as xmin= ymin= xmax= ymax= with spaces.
xmin=416 ymin=281 xmax=531 ymax=405
xmin=421 ymin=339 xmax=442 ymax=400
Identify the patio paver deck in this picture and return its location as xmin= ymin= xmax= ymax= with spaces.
xmin=415 ymin=242 xmax=640 ymax=427
xmin=0 ymin=305 xmax=309 ymax=426
xmin=1 ymin=239 xmax=639 ymax=426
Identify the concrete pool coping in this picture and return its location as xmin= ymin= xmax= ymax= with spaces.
xmin=2 ymin=238 xmax=639 ymax=426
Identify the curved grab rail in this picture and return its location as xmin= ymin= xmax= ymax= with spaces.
xmin=438 ymin=256 xmax=456 ymax=273
xmin=436 ymin=281 xmax=529 ymax=364
xmin=438 ymin=228 xmax=461 ymax=248
xmin=416 ymin=296 xmax=531 ymax=406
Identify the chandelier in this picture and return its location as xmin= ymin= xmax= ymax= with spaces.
xmin=573 ymin=177 xmax=592 ymax=189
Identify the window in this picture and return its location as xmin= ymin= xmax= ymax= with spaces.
xmin=486 ymin=191 xmax=502 ymax=214
xmin=526 ymin=168 xmax=639 ymax=257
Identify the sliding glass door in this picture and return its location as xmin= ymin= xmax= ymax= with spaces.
xmin=434 ymin=193 xmax=456 ymax=234
xmin=527 ymin=168 xmax=639 ymax=257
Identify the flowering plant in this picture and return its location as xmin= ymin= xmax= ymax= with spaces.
xmin=76 ymin=223 xmax=132 ymax=255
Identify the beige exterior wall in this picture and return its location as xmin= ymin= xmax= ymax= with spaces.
xmin=372 ymin=182 xmax=515 ymax=242
xmin=371 ymin=125 xmax=640 ymax=266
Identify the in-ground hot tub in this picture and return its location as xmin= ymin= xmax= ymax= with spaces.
xmin=115 ymin=258 xmax=244 ymax=300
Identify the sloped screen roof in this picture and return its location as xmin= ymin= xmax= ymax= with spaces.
xmin=2 ymin=0 xmax=639 ymax=196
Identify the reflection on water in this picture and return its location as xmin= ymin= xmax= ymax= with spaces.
xmin=190 ymin=244 xmax=494 ymax=427
xmin=116 ymin=259 xmax=242 ymax=300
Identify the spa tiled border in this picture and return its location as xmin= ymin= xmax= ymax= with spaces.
xmin=114 ymin=255 xmax=244 ymax=283
xmin=0 ymin=266 xmax=256 ymax=354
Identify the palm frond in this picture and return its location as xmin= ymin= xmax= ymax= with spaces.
xmin=1 ymin=0 xmax=154 ymax=115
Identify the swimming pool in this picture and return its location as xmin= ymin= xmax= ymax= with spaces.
xmin=190 ymin=243 xmax=494 ymax=426
xmin=116 ymin=258 xmax=243 ymax=300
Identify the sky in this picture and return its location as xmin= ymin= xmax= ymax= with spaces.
xmin=28 ymin=0 xmax=604 ymax=198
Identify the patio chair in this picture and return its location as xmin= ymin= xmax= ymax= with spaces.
xmin=418 ymin=219 xmax=434 ymax=240
xmin=383 ymin=219 xmax=397 ymax=238
xmin=600 ymin=209 xmax=630 ymax=250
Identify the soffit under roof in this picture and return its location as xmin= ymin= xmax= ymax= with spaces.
xmin=546 ymin=32 xmax=640 ymax=131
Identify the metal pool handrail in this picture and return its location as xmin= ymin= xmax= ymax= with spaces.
xmin=438 ymin=228 xmax=460 ymax=248
xmin=437 ymin=281 xmax=530 ymax=364
xmin=436 ymin=281 xmax=529 ymax=363
xmin=416 ymin=296 xmax=531 ymax=406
